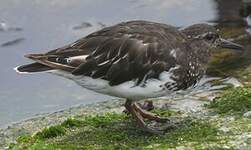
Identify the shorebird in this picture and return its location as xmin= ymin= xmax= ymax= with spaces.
xmin=15 ymin=20 xmax=243 ymax=134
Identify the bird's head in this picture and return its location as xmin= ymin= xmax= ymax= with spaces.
xmin=182 ymin=24 xmax=244 ymax=51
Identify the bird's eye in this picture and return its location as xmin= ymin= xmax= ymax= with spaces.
xmin=205 ymin=33 xmax=214 ymax=40
xmin=204 ymin=32 xmax=218 ymax=41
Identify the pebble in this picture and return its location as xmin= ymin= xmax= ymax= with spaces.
xmin=243 ymin=111 xmax=251 ymax=119
xmin=223 ymin=77 xmax=243 ymax=87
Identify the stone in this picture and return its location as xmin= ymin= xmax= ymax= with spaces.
xmin=243 ymin=111 xmax=251 ymax=118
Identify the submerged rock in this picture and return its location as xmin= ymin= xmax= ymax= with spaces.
xmin=1 ymin=38 xmax=25 ymax=47
xmin=72 ymin=22 xmax=92 ymax=30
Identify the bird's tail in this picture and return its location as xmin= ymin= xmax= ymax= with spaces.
xmin=14 ymin=62 xmax=53 ymax=74
xmin=15 ymin=53 xmax=77 ymax=74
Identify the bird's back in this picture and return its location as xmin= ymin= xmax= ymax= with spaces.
xmin=16 ymin=20 xmax=205 ymax=99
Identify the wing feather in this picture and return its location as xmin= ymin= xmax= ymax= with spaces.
xmin=26 ymin=20 xmax=187 ymax=86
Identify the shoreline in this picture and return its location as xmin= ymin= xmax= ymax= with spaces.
xmin=2 ymin=88 xmax=251 ymax=149
xmin=0 ymin=96 xmax=208 ymax=149
xmin=0 ymin=99 xmax=125 ymax=149
xmin=0 ymin=98 xmax=116 ymax=130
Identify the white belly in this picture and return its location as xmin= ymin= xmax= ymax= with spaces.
xmin=49 ymin=70 xmax=176 ymax=100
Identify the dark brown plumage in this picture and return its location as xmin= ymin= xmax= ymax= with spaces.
xmin=16 ymin=20 xmax=244 ymax=134
xmin=22 ymin=21 xmax=208 ymax=88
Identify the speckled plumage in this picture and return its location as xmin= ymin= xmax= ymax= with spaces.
xmin=15 ymin=20 xmax=244 ymax=133
xmin=16 ymin=20 xmax=222 ymax=99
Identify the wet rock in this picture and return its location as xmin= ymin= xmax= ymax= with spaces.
xmin=243 ymin=111 xmax=251 ymax=118
xmin=1 ymin=38 xmax=25 ymax=47
xmin=240 ymin=0 xmax=251 ymax=17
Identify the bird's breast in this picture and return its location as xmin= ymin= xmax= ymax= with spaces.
xmin=49 ymin=70 xmax=180 ymax=100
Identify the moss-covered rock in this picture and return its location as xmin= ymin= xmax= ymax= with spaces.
xmin=208 ymin=87 xmax=251 ymax=115
xmin=8 ymin=112 xmax=223 ymax=150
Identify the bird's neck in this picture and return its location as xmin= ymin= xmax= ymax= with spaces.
xmin=188 ymin=40 xmax=212 ymax=64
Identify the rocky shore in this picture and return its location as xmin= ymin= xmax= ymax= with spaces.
xmin=1 ymin=11 xmax=251 ymax=150
xmin=0 ymin=99 xmax=125 ymax=149
xmin=1 ymin=85 xmax=251 ymax=149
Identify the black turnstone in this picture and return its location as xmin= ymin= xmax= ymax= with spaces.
xmin=15 ymin=20 xmax=243 ymax=134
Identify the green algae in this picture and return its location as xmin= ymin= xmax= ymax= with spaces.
xmin=208 ymin=87 xmax=251 ymax=115
xmin=8 ymin=112 xmax=221 ymax=150
xmin=35 ymin=125 xmax=66 ymax=140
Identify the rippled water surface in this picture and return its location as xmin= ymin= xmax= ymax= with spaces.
xmin=0 ymin=0 xmax=246 ymax=127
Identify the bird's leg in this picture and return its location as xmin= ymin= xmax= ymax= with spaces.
xmin=133 ymin=103 xmax=169 ymax=123
xmin=124 ymin=99 xmax=163 ymax=134
xmin=124 ymin=99 xmax=133 ymax=113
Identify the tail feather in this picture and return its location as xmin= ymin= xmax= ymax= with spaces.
xmin=15 ymin=53 xmax=82 ymax=74
xmin=24 ymin=54 xmax=75 ymax=72
xmin=15 ymin=62 xmax=53 ymax=73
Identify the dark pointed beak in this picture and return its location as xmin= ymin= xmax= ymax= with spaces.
xmin=219 ymin=38 xmax=244 ymax=51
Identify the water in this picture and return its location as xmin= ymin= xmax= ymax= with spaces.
xmin=0 ymin=0 xmax=248 ymax=128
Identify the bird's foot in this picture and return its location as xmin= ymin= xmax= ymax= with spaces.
xmin=134 ymin=102 xmax=168 ymax=123
xmin=140 ymin=126 xmax=165 ymax=134
xmin=135 ymin=103 xmax=179 ymax=132
xmin=150 ymin=117 xmax=180 ymax=131
xmin=125 ymin=99 xmax=178 ymax=134
xmin=139 ymin=120 xmax=179 ymax=134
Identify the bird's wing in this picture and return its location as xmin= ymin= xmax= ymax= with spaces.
xmin=26 ymin=21 xmax=188 ymax=86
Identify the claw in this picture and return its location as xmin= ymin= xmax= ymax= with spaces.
xmin=134 ymin=103 xmax=169 ymax=123
xmin=141 ymin=127 xmax=165 ymax=134
xmin=124 ymin=99 xmax=176 ymax=134
xmin=156 ymin=118 xmax=170 ymax=123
